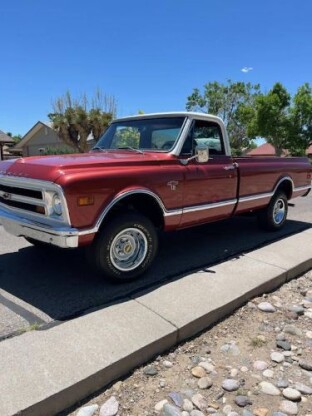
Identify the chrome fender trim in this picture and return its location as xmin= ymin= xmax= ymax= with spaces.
xmin=78 ymin=189 xmax=182 ymax=236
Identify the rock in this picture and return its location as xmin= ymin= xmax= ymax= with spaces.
xmin=277 ymin=340 xmax=291 ymax=351
xmin=272 ymin=413 xmax=287 ymax=416
xmin=190 ymin=411 xmax=205 ymax=416
xmin=191 ymin=394 xmax=207 ymax=411
xmin=112 ymin=381 xmax=122 ymax=392
xmin=198 ymin=362 xmax=215 ymax=373
xmin=169 ymin=392 xmax=184 ymax=407
xmin=288 ymin=305 xmax=305 ymax=315
xmin=282 ymin=387 xmax=301 ymax=401
xmin=197 ymin=376 xmax=213 ymax=389
xmin=155 ymin=400 xmax=169 ymax=412
xmin=182 ymin=412 xmax=190 ymax=416
xmin=276 ymin=379 xmax=289 ymax=389
xmin=99 ymin=396 xmax=119 ymax=416
xmin=294 ymin=382 xmax=312 ymax=394
xmin=220 ymin=343 xmax=240 ymax=356
xmin=223 ymin=405 xmax=233 ymax=415
xmin=242 ymin=410 xmax=254 ymax=416
xmin=283 ymin=325 xmax=302 ymax=337
xmin=263 ymin=369 xmax=274 ymax=378
xmin=306 ymin=331 xmax=312 ymax=339
xmin=241 ymin=366 xmax=249 ymax=372
xmin=254 ymin=408 xmax=269 ymax=416
xmin=299 ymin=360 xmax=312 ymax=371
xmin=271 ymin=352 xmax=285 ymax=363
xmin=191 ymin=366 xmax=206 ymax=378
xmin=144 ymin=365 xmax=158 ymax=376
xmin=279 ymin=400 xmax=298 ymax=415
xmin=191 ymin=356 xmax=201 ymax=365
xmin=230 ymin=368 xmax=238 ymax=377
xmin=77 ymin=404 xmax=99 ymax=416
xmin=253 ymin=360 xmax=268 ymax=371
xmin=285 ymin=311 xmax=299 ymax=320
xmin=183 ymin=399 xmax=193 ymax=412
xmin=258 ymin=302 xmax=276 ymax=312
xmin=276 ymin=333 xmax=286 ymax=341
xmin=163 ymin=360 xmax=173 ymax=368
xmin=228 ymin=413 xmax=239 ymax=416
xmin=161 ymin=403 xmax=183 ymax=416
xmin=222 ymin=379 xmax=240 ymax=391
xmin=259 ymin=381 xmax=281 ymax=396
xmin=305 ymin=310 xmax=312 ymax=319
xmin=234 ymin=396 xmax=252 ymax=407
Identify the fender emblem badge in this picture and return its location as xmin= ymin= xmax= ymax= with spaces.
xmin=167 ymin=181 xmax=179 ymax=191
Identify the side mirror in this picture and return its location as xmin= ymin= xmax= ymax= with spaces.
xmin=195 ymin=144 xmax=209 ymax=163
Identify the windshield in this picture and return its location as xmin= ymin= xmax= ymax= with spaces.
xmin=93 ymin=117 xmax=186 ymax=152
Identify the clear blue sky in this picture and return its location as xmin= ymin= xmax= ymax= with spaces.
xmin=1 ymin=0 xmax=311 ymax=136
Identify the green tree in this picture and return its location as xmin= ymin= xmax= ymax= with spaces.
xmin=48 ymin=90 xmax=116 ymax=153
xmin=248 ymin=83 xmax=291 ymax=156
xmin=186 ymin=80 xmax=261 ymax=154
xmin=287 ymin=83 xmax=312 ymax=156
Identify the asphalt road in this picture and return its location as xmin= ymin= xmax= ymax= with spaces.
xmin=0 ymin=193 xmax=311 ymax=339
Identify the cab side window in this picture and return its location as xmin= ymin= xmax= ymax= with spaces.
xmin=192 ymin=120 xmax=225 ymax=156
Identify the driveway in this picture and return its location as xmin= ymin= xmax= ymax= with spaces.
xmin=0 ymin=193 xmax=311 ymax=339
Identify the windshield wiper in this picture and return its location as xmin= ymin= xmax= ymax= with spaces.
xmin=92 ymin=146 xmax=106 ymax=152
xmin=117 ymin=146 xmax=144 ymax=154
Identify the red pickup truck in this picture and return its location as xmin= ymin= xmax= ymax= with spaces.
xmin=0 ymin=112 xmax=311 ymax=280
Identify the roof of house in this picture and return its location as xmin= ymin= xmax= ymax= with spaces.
xmin=13 ymin=121 xmax=54 ymax=150
xmin=247 ymin=143 xmax=289 ymax=156
xmin=0 ymin=130 xmax=15 ymax=144
xmin=247 ymin=142 xmax=312 ymax=157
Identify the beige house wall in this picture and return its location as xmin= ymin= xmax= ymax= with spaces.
xmin=23 ymin=126 xmax=74 ymax=157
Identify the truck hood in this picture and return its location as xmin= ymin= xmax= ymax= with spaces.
xmin=0 ymin=151 xmax=168 ymax=182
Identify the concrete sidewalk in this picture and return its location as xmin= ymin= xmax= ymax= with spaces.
xmin=0 ymin=229 xmax=311 ymax=416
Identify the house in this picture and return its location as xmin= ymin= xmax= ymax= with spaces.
xmin=247 ymin=142 xmax=312 ymax=157
xmin=10 ymin=121 xmax=97 ymax=157
xmin=11 ymin=121 xmax=75 ymax=157
xmin=0 ymin=130 xmax=15 ymax=160
xmin=247 ymin=143 xmax=289 ymax=157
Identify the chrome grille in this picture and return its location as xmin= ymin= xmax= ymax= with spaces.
xmin=0 ymin=180 xmax=45 ymax=215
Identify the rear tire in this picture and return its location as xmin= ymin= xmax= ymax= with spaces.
xmin=87 ymin=212 xmax=158 ymax=281
xmin=257 ymin=191 xmax=288 ymax=231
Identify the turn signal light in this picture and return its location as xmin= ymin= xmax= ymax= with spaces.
xmin=77 ymin=196 xmax=94 ymax=206
xmin=35 ymin=206 xmax=45 ymax=214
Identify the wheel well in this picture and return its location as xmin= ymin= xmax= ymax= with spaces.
xmin=275 ymin=179 xmax=293 ymax=200
xmin=101 ymin=194 xmax=165 ymax=229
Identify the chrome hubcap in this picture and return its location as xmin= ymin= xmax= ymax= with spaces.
xmin=273 ymin=198 xmax=286 ymax=224
xmin=110 ymin=228 xmax=148 ymax=271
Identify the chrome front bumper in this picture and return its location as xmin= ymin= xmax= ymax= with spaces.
xmin=0 ymin=207 xmax=79 ymax=248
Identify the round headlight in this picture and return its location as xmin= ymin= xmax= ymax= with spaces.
xmin=52 ymin=194 xmax=62 ymax=216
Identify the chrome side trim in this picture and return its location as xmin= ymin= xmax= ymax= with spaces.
xmin=239 ymin=192 xmax=273 ymax=203
xmin=239 ymin=177 xmax=295 ymax=204
xmin=293 ymin=184 xmax=311 ymax=192
xmin=183 ymin=199 xmax=237 ymax=214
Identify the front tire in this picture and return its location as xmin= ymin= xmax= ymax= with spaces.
xmin=88 ymin=213 xmax=158 ymax=281
xmin=257 ymin=191 xmax=288 ymax=231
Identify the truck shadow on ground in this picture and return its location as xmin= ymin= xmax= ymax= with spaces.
xmin=0 ymin=216 xmax=311 ymax=322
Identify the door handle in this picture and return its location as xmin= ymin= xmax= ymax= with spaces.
xmin=223 ymin=163 xmax=238 ymax=171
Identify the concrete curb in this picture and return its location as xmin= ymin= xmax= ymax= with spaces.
xmin=0 ymin=229 xmax=311 ymax=416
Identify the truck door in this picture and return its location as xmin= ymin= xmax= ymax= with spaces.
xmin=180 ymin=119 xmax=238 ymax=227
